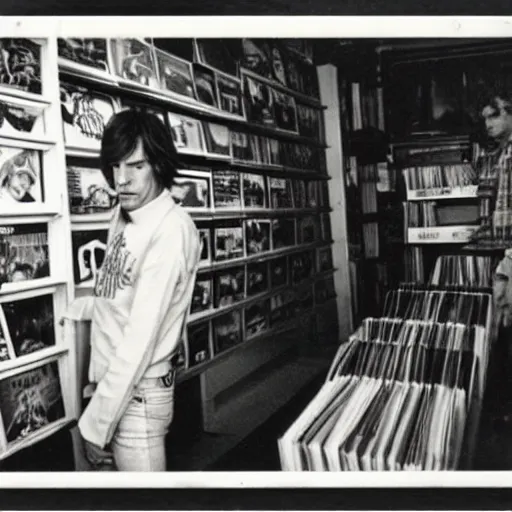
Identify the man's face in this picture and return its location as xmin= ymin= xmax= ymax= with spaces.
xmin=482 ymin=98 xmax=512 ymax=141
xmin=113 ymin=138 xmax=162 ymax=212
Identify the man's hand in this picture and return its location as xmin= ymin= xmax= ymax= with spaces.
xmin=83 ymin=438 xmax=115 ymax=470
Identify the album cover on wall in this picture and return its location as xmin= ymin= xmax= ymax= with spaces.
xmin=0 ymin=223 xmax=49 ymax=287
xmin=0 ymin=147 xmax=43 ymax=206
xmin=0 ymin=310 xmax=11 ymax=362
xmin=71 ymin=229 xmax=108 ymax=286
xmin=198 ymin=227 xmax=212 ymax=266
xmin=268 ymin=177 xmax=293 ymax=209
xmin=155 ymin=48 xmax=196 ymax=100
xmin=240 ymin=39 xmax=272 ymax=79
xmin=167 ymin=112 xmax=205 ymax=155
xmin=214 ymin=265 xmax=245 ymax=308
xmin=317 ymin=246 xmax=334 ymax=272
xmin=268 ymin=139 xmax=281 ymax=166
xmin=67 ymin=164 xmax=117 ymax=214
xmin=242 ymin=173 xmax=267 ymax=209
xmin=2 ymin=294 xmax=55 ymax=358
xmin=297 ymin=104 xmax=322 ymax=140
xmin=58 ymin=38 xmax=110 ymax=72
xmin=248 ymin=134 xmax=263 ymax=164
xmin=247 ymin=261 xmax=269 ymax=297
xmin=0 ymin=361 xmax=65 ymax=444
xmin=202 ymin=122 xmax=231 ymax=158
xmin=212 ymin=170 xmax=241 ymax=209
xmin=190 ymin=276 xmax=213 ymax=315
xmin=268 ymin=41 xmax=288 ymax=87
xmin=245 ymin=219 xmax=271 ymax=255
xmin=213 ymin=310 xmax=243 ymax=355
xmin=244 ymin=300 xmax=270 ymax=340
xmin=194 ymin=39 xmax=240 ymax=77
xmin=0 ymin=39 xmax=42 ymax=95
xmin=230 ymin=131 xmax=253 ymax=162
xmin=272 ymin=218 xmax=296 ymax=249
xmin=216 ymin=73 xmax=244 ymax=117
xmin=291 ymin=251 xmax=314 ymax=284
xmin=284 ymin=52 xmax=302 ymax=94
xmin=242 ymin=74 xmax=275 ymax=126
xmin=306 ymin=181 xmax=318 ymax=208
xmin=298 ymin=216 xmax=320 ymax=244
xmin=270 ymin=289 xmax=296 ymax=327
xmin=214 ymin=220 xmax=244 ymax=261
xmin=60 ymin=81 xmax=116 ymax=151
xmin=193 ymin=63 xmax=219 ymax=108
xmin=270 ymin=256 xmax=288 ymax=289
xmin=170 ymin=170 xmax=211 ymax=209
xmin=281 ymin=142 xmax=318 ymax=170
xmin=271 ymin=89 xmax=298 ymax=133
xmin=314 ymin=275 xmax=336 ymax=304
xmin=0 ymin=98 xmax=46 ymax=140
xmin=109 ymin=38 xmax=159 ymax=89
xmin=186 ymin=322 xmax=211 ymax=368
xmin=291 ymin=179 xmax=307 ymax=209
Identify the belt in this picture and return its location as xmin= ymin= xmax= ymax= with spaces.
xmin=139 ymin=368 xmax=176 ymax=389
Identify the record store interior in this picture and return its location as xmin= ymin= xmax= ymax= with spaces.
xmin=2 ymin=35 xmax=512 ymax=472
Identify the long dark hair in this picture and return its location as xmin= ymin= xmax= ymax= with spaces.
xmin=100 ymin=108 xmax=181 ymax=189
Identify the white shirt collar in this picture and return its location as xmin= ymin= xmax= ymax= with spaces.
xmin=127 ymin=189 xmax=174 ymax=225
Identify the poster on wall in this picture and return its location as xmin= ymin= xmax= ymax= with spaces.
xmin=71 ymin=229 xmax=108 ymax=286
xmin=58 ymin=38 xmax=110 ymax=73
xmin=0 ymin=39 xmax=42 ymax=96
xmin=216 ymin=74 xmax=244 ymax=117
xmin=60 ymin=81 xmax=116 ymax=151
xmin=0 ymin=361 xmax=65 ymax=444
xmin=271 ymin=89 xmax=298 ymax=133
xmin=170 ymin=170 xmax=211 ymax=210
xmin=245 ymin=219 xmax=270 ymax=255
xmin=269 ymin=177 xmax=293 ymax=209
xmin=242 ymin=173 xmax=267 ymax=209
xmin=214 ymin=220 xmax=244 ymax=261
xmin=186 ymin=322 xmax=211 ymax=368
xmin=67 ymin=164 xmax=117 ymax=215
xmin=0 ymin=147 xmax=43 ymax=206
xmin=212 ymin=170 xmax=241 ymax=209
xmin=109 ymin=38 xmax=159 ymax=89
xmin=0 ymin=97 xmax=46 ymax=140
xmin=2 ymin=294 xmax=55 ymax=358
xmin=202 ymin=122 xmax=231 ymax=158
xmin=190 ymin=276 xmax=213 ymax=315
xmin=193 ymin=63 xmax=218 ymax=109
xmin=155 ymin=48 xmax=196 ymax=100
xmin=247 ymin=261 xmax=269 ymax=297
xmin=244 ymin=300 xmax=270 ymax=340
xmin=167 ymin=112 xmax=205 ymax=155
xmin=214 ymin=265 xmax=245 ymax=308
xmin=0 ymin=223 xmax=49 ymax=288
xmin=212 ymin=310 xmax=242 ymax=355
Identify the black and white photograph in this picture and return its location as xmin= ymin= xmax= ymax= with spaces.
xmin=212 ymin=170 xmax=241 ymax=209
xmin=216 ymin=73 xmax=244 ymax=117
xmin=214 ymin=265 xmax=245 ymax=308
xmin=58 ymin=38 xmax=110 ymax=72
xmin=269 ymin=177 xmax=293 ymax=209
xmin=242 ymin=173 xmax=267 ymax=209
xmin=269 ymin=255 xmax=288 ymax=289
xmin=212 ymin=310 xmax=242 ymax=355
xmin=242 ymin=74 xmax=275 ymax=126
xmin=198 ymin=226 xmax=211 ymax=265
xmin=60 ymin=81 xmax=116 ymax=151
xmin=244 ymin=299 xmax=270 ymax=340
xmin=0 ymin=97 xmax=46 ymax=140
xmin=185 ymin=322 xmax=211 ymax=368
xmin=246 ymin=260 xmax=269 ymax=297
xmin=109 ymin=38 xmax=159 ymax=89
xmin=245 ymin=218 xmax=271 ymax=255
xmin=202 ymin=122 xmax=231 ymax=158
xmin=0 ymin=39 xmax=42 ymax=95
xmin=271 ymin=89 xmax=298 ymax=133
xmin=0 ymin=361 xmax=65 ymax=444
xmin=167 ymin=112 xmax=205 ymax=155
xmin=170 ymin=170 xmax=211 ymax=209
xmin=192 ymin=63 xmax=218 ymax=108
xmin=271 ymin=217 xmax=296 ymax=249
xmin=290 ymin=250 xmax=314 ymax=284
xmin=155 ymin=48 xmax=197 ymax=100
xmin=71 ymin=229 xmax=107 ymax=286
xmin=190 ymin=276 xmax=213 ymax=314
xmin=214 ymin=220 xmax=244 ymax=261
xmin=67 ymin=163 xmax=118 ymax=214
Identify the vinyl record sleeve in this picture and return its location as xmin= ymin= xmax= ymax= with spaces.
xmin=272 ymin=218 xmax=296 ymax=249
xmin=186 ymin=322 xmax=211 ymax=368
xmin=0 ymin=361 xmax=65 ymax=444
xmin=271 ymin=88 xmax=298 ymax=133
xmin=194 ymin=39 xmax=240 ymax=78
xmin=212 ymin=170 xmax=241 ymax=209
xmin=269 ymin=255 xmax=289 ymax=289
xmin=247 ymin=260 xmax=269 ymax=297
xmin=58 ymin=38 xmax=110 ymax=72
xmin=71 ymin=229 xmax=108 ymax=286
xmin=212 ymin=310 xmax=242 ymax=354
xmin=0 ymin=97 xmax=46 ymax=140
xmin=193 ymin=63 xmax=218 ymax=109
xmin=0 ymin=39 xmax=42 ymax=95
xmin=202 ymin=122 xmax=231 ymax=157
xmin=291 ymin=250 xmax=314 ymax=284
xmin=216 ymin=73 xmax=244 ymax=117
xmin=242 ymin=74 xmax=275 ymax=126
xmin=245 ymin=219 xmax=271 ymax=255
xmin=268 ymin=177 xmax=293 ymax=209
xmin=242 ymin=173 xmax=267 ymax=209
xmin=190 ymin=276 xmax=213 ymax=314
xmin=198 ymin=227 xmax=212 ymax=265
xmin=170 ymin=171 xmax=211 ymax=209
xmin=214 ymin=265 xmax=245 ymax=308
xmin=244 ymin=299 xmax=270 ymax=340
xmin=167 ymin=112 xmax=205 ymax=155
xmin=214 ymin=220 xmax=244 ymax=261
xmin=155 ymin=48 xmax=196 ymax=100
xmin=240 ymin=39 xmax=272 ymax=79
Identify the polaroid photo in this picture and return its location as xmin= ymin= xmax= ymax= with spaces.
xmin=193 ymin=63 xmax=219 ymax=108
xmin=167 ymin=112 xmax=205 ymax=155
xmin=109 ymin=38 xmax=159 ymax=89
xmin=212 ymin=310 xmax=243 ymax=355
xmin=190 ymin=276 xmax=213 ymax=315
xmin=268 ymin=177 xmax=293 ymax=209
xmin=272 ymin=218 xmax=297 ymax=250
xmin=0 ymin=39 xmax=42 ymax=96
xmin=202 ymin=122 xmax=231 ymax=158
xmin=212 ymin=170 xmax=241 ymax=209
xmin=0 ymin=223 xmax=49 ymax=288
xmin=242 ymin=173 xmax=267 ymax=209
xmin=71 ymin=229 xmax=108 ymax=286
xmin=246 ymin=260 xmax=269 ymax=297
xmin=170 ymin=170 xmax=212 ymax=210
xmin=0 ymin=146 xmax=43 ymax=206
xmin=155 ymin=48 xmax=197 ymax=100
xmin=185 ymin=321 xmax=211 ymax=368
xmin=58 ymin=38 xmax=110 ymax=73
xmin=244 ymin=299 xmax=270 ymax=340
xmin=214 ymin=221 xmax=244 ymax=261
xmin=214 ymin=265 xmax=246 ymax=308
xmin=269 ymin=255 xmax=289 ymax=289
xmin=245 ymin=219 xmax=271 ymax=255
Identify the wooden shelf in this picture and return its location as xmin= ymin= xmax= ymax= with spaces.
xmin=407 ymin=225 xmax=478 ymax=244
xmin=406 ymin=185 xmax=478 ymax=201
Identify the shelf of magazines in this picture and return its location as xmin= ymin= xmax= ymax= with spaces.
xmin=176 ymin=290 xmax=338 ymax=384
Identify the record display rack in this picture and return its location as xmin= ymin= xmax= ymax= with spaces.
xmin=0 ymin=35 xmax=345 ymax=468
